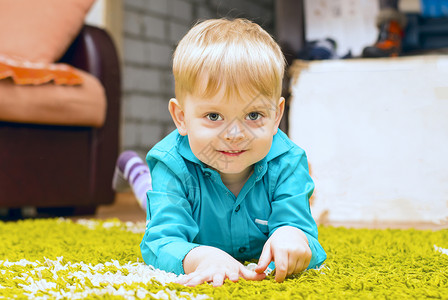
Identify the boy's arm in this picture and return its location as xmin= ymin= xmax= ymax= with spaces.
xmin=259 ymin=148 xmax=326 ymax=275
xmin=140 ymin=160 xmax=201 ymax=275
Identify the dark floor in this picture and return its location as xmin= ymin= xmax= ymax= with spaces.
xmin=89 ymin=192 xmax=146 ymax=222
xmin=0 ymin=192 xmax=145 ymax=222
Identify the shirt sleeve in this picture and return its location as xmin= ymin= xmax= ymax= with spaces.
xmin=268 ymin=147 xmax=327 ymax=269
xmin=140 ymin=157 xmax=200 ymax=275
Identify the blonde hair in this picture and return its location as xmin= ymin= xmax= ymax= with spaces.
xmin=172 ymin=18 xmax=285 ymax=102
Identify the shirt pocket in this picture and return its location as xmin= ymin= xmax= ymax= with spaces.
xmin=254 ymin=218 xmax=269 ymax=236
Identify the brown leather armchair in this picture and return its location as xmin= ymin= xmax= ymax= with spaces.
xmin=0 ymin=25 xmax=121 ymax=217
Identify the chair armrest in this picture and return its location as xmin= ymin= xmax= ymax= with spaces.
xmin=58 ymin=24 xmax=121 ymax=133
xmin=59 ymin=24 xmax=121 ymax=202
xmin=59 ymin=25 xmax=120 ymax=84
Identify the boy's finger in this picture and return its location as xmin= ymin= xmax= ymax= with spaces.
xmin=240 ymin=267 xmax=266 ymax=281
xmin=274 ymin=252 xmax=288 ymax=282
xmin=185 ymin=274 xmax=209 ymax=287
xmin=303 ymin=251 xmax=312 ymax=270
xmin=212 ymin=273 xmax=225 ymax=287
xmin=293 ymin=247 xmax=311 ymax=274
xmin=175 ymin=273 xmax=193 ymax=285
xmin=288 ymin=255 xmax=297 ymax=275
xmin=228 ymin=272 xmax=239 ymax=282
xmin=294 ymin=258 xmax=306 ymax=275
xmin=255 ymin=244 xmax=272 ymax=273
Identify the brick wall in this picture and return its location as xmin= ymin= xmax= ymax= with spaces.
xmin=122 ymin=0 xmax=275 ymax=156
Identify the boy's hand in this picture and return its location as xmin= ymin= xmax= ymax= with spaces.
xmin=177 ymin=246 xmax=266 ymax=287
xmin=255 ymin=226 xmax=311 ymax=282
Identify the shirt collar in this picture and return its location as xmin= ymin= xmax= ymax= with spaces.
xmin=266 ymin=129 xmax=294 ymax=161
xmin=177 ymin=134 xmax=204 ymax=166
xmin=254 ymin=129 xmax=293 ymax=179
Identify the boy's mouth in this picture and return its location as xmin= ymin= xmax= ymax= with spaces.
xmin=218 ymin=150 xmax=247 ymax=156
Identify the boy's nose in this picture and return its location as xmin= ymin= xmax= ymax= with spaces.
xmin=223 ymin=122 xmax=245 ymax=143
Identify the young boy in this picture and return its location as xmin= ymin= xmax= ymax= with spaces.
xmin=114 ymin=18 xmax=326 ymax=287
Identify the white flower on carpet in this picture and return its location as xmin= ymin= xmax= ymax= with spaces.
xmin=0 ymin=257 xmax=208 ymax=299
xmin=434 ymin=245 xmax=448 ymax=256
xmin=74 ymin=218 xmax=146 ymax=234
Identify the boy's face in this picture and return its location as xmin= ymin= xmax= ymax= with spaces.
xmin=169 ymin=85 xmax=285 ymax=179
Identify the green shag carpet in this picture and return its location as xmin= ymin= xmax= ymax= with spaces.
xmin=0 ymin=218 xmax=447 ymax=299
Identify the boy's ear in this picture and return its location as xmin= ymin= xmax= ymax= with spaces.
xmin=168 ymin=98 xmax=187 ymax=136
xmin=273 ymin=97 xmax=285 ymax=135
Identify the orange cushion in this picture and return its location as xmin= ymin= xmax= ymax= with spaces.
xmin=0 ymin=54 xmax=83 ymax=85
xmin=0 ymin=69 xmax=106 ymax=127
xmin=0 ymin=0 xmax=95 ymax=63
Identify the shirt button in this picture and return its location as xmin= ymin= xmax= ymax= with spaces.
xmin=234 ymin=205 xmax=240 ymax=212
xmin=239 ymin=247 xmax=247 ymax=253
xmin=203 ymin=171 xmax=211 ymax=177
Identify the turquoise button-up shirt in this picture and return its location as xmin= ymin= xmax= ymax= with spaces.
xmin=140 ymin=129 xmax=326 ymax=275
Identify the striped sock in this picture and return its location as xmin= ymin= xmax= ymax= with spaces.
xmin=113 ymin=151 xmax=151 ymax=210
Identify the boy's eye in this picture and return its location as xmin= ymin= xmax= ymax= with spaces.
xmin=207 ymin=113 xmax=222 ymax=121
xmin=246 ymin=112 xmax=262 ymax=121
